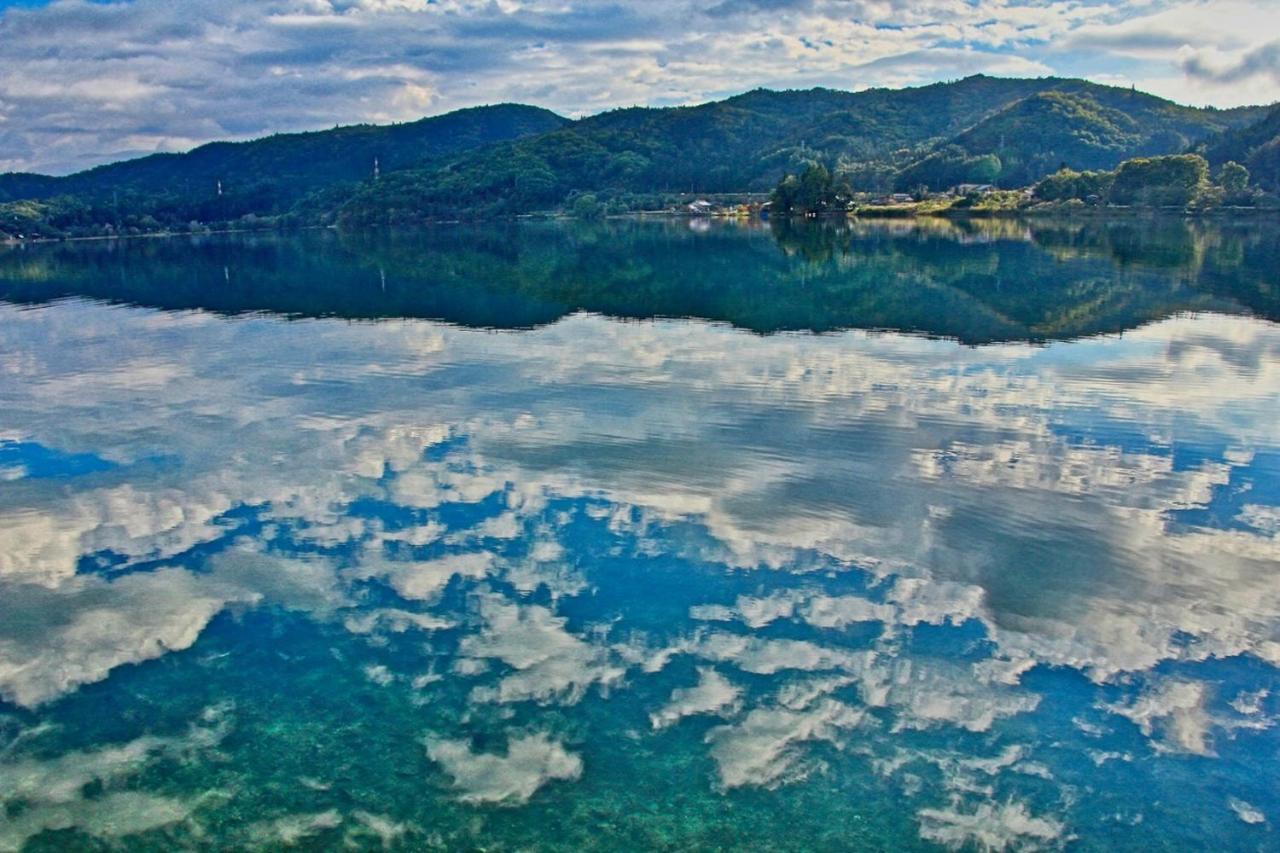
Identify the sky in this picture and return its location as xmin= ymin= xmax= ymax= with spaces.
xmin=0 ymin=0 xmax=1278 ymax=175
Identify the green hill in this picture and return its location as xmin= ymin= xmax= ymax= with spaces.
xmin=0 ymin=104 xmax=568 ymax=231
xmin=896 ymin=86 xmax=1266 ymax=190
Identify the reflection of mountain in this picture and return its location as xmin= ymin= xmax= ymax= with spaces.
xmin=1 ymin=218 xmax=1276 ymax=344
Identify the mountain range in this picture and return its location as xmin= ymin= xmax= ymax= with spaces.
xmin=1 ymin=75 xmax=1278 ymax=237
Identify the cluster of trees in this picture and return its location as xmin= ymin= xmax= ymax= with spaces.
xmin=1110 ymin=155 xmax=1211 ymax=206
xmin=769 ymin=164 xmax=854 ymax=215
xmin=1035 ymin=154 xmax=1266 ymax=208
xmin=1033 ymin=169 xmax=1116 ymax=203
xmin=763 ymin=152 xmax=1273 ymax=219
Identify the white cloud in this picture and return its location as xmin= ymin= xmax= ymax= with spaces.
xmin=0 ymin=791 xmax=195 ymax=852
xmin=461 ymin=590 xmax=625 ymax=704
xmin=0 ymin=266 xmax=1278 ymax=847
xmin=0 ymin=549 xmax=346 ymax=708
xmin=0 ymin=705 xmax=231 ymax=851
xmin=246 ymin=811 xmax=344 ymax=846
xmin=425 ymin=732 xmax=582 ymax=805
xmin=1229 ymin=797 xmax=1266 ymax=825
xmin=347 ymin=549 xmax=494 ymax=602
xmin=342 ymin=607 xmax=455 ymax=635
xmin=3 ymin=297 xmax=1277 ymax=718
xmin=0 ymin=569 xmax=250 ymax=708
xmin=650 ymin=667 xmax=742 ymax=729
xmin=691 ymin=632 xmax=869 ymax=676
xmin=0 ymin=0 xmax=1276 ymax=173
xmin=1102 ymin=678 xmax=1216 ymax=755
xmin=916 ymin=799 xmax=1065 ymax=852
xmin=705 ymin=698 xmax=867 ymax=789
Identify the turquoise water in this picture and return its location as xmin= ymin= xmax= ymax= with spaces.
xmin=0 ymin=219 xmax=1278 ymax=850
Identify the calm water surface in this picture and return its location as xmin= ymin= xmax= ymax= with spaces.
xmin=0 ymin=219 xmax=1278 ymax=850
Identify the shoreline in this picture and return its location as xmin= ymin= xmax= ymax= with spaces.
xmin=0 ymin=223 xmax=335 ymax=247
xmin=4 ymin=204 xmax=1279 ymax=248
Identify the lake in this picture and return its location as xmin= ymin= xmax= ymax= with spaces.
xmin=0 ymin=218 xmax=1278 ymax=851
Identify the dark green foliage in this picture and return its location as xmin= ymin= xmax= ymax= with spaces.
xmin=570 ymin=192 xmax=605 ymax=220
xmin=1247 ymin=138 xmax=1280 ymax=195
xmin=1203 ymin=104 xmax=1280 ymax=163
xmin=1108 ymin=154 xmax=1209 ymax=207
xmin=1202 ymin=105 xmax=1280 ymax=193
xmin=1216 ymin=160 xmax=1254 ymax=204
xmin=770 ymin=164 xmax=851 ymax=214
xmin=1034 ymin=168 xmax=1115 ymax=202
xmin=1219 ymin=161 xmax=1250 ymax=195
xmin=1033 ymin=152 xmax=1276 ymax=209
xmin=894 ymin=146 xmax=1002 ymax=192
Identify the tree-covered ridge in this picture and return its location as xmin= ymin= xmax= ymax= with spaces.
xmin=937 ymin=92 xmax=1142 ymax=185
xmin=0 ymin=104 xmax=568 ymax=204
xmin=894 ymin=85 xmax=1268 ymax=191
xmin=0 ymin=104 xmax=568 ymax=229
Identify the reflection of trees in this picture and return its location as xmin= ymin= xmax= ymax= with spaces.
xmin=1029 ymin=220 xmax=1202 ymax=271
xmin=1 ymin=217 xmax=1277 ymax=344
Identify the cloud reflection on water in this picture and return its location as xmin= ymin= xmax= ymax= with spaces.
xmin=0 ymin=292 xmax=1277 ymax=848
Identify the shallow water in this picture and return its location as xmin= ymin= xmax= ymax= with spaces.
xmin=0 ymin=219 xmax=1278 ymax=851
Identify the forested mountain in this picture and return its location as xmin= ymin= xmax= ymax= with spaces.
xmin=0 ymin=75 xmax=1273 ymax=236
xmin=0 ymin=105 xmax=567 ymax=229
xmin=338 ymin=76 xmax=1265 ymax=222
